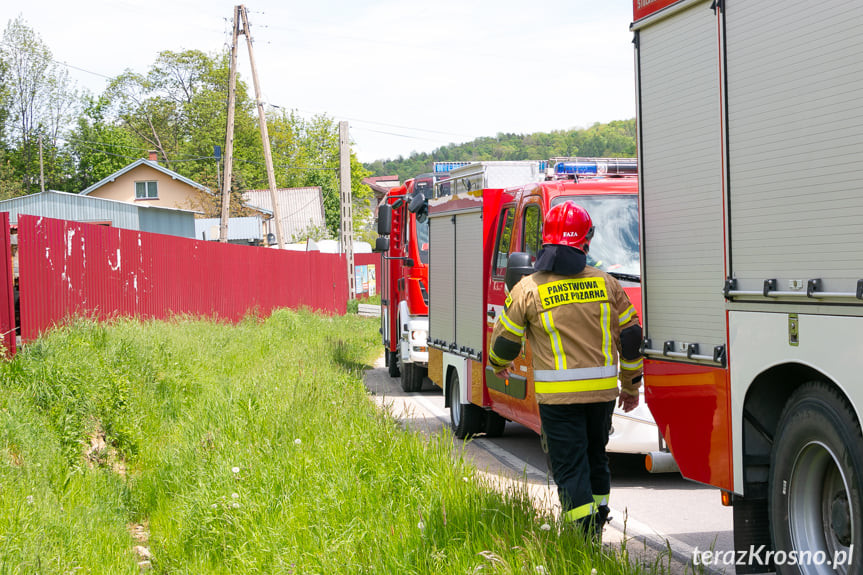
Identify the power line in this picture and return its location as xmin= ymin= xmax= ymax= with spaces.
xmin=52 ymin=59 xmax=113 ymax=81
xmin=352 ymin=127 xmax=456 ymax=143
xmin=234 ymin=157 xmax=337 ymax=172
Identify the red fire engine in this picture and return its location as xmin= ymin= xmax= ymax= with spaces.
xmin=375 ymin=174 xmax=437 ymax=392
xmin=375 ymin=162 xmax=547 ymax=392
xmin=633 ymin=1 xmax=863 ymax=570
xmin=423 ymin=158 xmax=672 ymax=461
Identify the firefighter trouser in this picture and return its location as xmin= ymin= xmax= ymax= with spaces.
xmin=539 ymin=401 xmax=614 ymax=522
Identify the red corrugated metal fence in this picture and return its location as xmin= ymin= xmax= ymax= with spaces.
xmin=18 ymin=215 xmax=349 ymax=342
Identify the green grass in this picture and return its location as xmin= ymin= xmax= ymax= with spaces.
xmin=0 ymin=310 xmax=650 ymax=574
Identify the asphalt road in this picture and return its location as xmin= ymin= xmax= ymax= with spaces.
xmin=364 ymin=356 xmax=735 ymax=574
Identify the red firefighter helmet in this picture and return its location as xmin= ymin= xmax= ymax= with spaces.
xmin=542 ymin=201 xmax=594 ymax=252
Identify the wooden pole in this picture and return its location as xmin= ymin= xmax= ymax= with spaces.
xmin=240 ymin=5 xmax=285 ymax=249
xmin=339 ymin=121 xmax=355 ymax=298
xmin=39 ymin=136 xmax=45 ymax=193
xmin=220 ymin=6 xmax=241 ymax=243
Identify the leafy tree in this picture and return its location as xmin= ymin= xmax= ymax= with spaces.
xmin=268 ymin=110 xmax=373 ymax=240
xmin=0 ymin=154 xmax=24 ymax=199
xmin=1 ymin=16 xmax=79 ymax=193
xmin=98 ymin=49 xmax=262 ymax=188
xmin=66 ymin=94 xmax=146 ymax=190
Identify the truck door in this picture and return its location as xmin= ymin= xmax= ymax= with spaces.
xmin=486 ymin=204 xmax=516 ymax=420
xmin=504 ymin=198 xmax=544 ymax=430
xmin=485 ymin=200 xmax=541 ymax=431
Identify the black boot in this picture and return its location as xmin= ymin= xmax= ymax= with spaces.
xmin=594 ymin=505 xmax=612 ymax=539
xmin=574 ymin=514 xmax=602 ymax=544
xmin=596 ymin=505 xmax=612 ymax=527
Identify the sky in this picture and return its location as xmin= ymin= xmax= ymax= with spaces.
xmin=5 ymin=0 xmax=637 ymax=164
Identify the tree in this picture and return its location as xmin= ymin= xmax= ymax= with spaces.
xmin=0 ymin=16 xmax=79 ymax=193
xmin=268 ymin=110 xmax=373 ymax=241
xmin=100 ymin=49 xmax=263 ymax=192
xmin=0 ymin=155 xmax=24 ymax=199
xmin=67 ymin=94 xmax=150 ymax=190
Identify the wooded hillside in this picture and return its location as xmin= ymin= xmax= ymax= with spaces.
xmin=363 ymin=119 xmax=636 ymax=182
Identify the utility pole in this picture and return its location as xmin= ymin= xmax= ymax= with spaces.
xmin=239 ymin=5 xmax=285 ymax=249
xmin=220 ymin=6 xmax=241 ymax=243
xmin=339 ymin=121 xmax=355 ymax=299
xmin=39 ymin=136 xmax=45 ymax=193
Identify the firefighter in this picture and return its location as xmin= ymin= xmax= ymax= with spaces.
xmin=488 ymin=201 xmax=643 ymax=541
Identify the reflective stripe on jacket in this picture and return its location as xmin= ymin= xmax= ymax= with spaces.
xmin=491 ymin=266 xmax=642 ymax=405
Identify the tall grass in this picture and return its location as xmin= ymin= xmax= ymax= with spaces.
xmin=0 ymin=310 xmax=646 ymax=574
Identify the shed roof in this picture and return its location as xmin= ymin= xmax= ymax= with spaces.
xmin=0 ymin=190 xmax=200 ymax=238
xmin=0 ymin=189 xmax=200 ymax=223
xmin=243 ymin=187 xmax=324 ymax=239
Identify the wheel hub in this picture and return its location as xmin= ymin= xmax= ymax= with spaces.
xmin=830 ymin=492 xmax=852 ymax=547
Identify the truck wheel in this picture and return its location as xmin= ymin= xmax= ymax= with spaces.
xmin=448 ymin=371 xmax=483 ymax=439
xmin=769 ymin=381 xmax=862 ymax=575
xmin=484 ymin=411 xmax=507 ymax=438
xmin=387 ymin=350 xmax=400 ymax=378
xmin=400 ymin=361 xmax=424 ymax=393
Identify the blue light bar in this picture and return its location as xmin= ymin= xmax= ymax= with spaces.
xmin=556 ymin=162 xmax=600 ymax=175
xmin=433 ymin=161 xmax=472 ymax=173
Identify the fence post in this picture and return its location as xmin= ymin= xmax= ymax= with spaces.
xmin=0 ymin=213 xmax=16 ymax=356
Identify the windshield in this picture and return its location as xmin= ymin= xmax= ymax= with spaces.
xmin=550 ymin=194 xmax=639 ymax=276
xmin=414 ymin=179 xmax=434 ymax=199
xmin=416 ymin=218 xmax=429 ymax=264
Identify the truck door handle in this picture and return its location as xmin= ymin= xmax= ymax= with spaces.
xmin=487 ymin=309 xmax=496 ymax=319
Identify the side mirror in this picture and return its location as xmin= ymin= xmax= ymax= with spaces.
xmin=377 ymin=204 xmax=392 ymax=235
xmin=505 ymin=252 xmax=534 ymax=292
xmin=407 ymin=191 xmax=426 ymax=214
xmin=374 ymin=236 xmax=389 ymax=253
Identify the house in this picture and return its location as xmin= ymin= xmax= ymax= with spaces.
xmin=77 ymin=153 xmax=326 ymax=245
xmin=79 ymin=151 xmax=218 ymax=213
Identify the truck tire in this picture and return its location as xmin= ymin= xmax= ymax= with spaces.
xmin=400 ymin=361 xmax=424 ymax=393
xmin=484 ymin=411 xmax=507 ymax=438
xmin=387 ymin=350 xmax=400 ymax=378
xmin=448 ymin=371 xmax=483 ymax=439
xmin=769 ymin=381 xmax=862 ymax=575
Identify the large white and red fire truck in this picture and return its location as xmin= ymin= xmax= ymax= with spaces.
xmin=633 ymin=1 xmax=863 ymax=570
xmin=375 ymin=162 xmax=552 ymax=392
xmin=424 ymin=158 xmax=672 ymax=460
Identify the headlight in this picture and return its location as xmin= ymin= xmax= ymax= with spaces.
xmin=410 ymin=330 xmax=428 ymax=342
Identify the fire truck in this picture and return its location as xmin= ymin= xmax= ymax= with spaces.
xmin=633 ymin=1 xmax=863 ymax=570
xmin=375 ymin=162 xmax=553 ymax=393
xmin=423 ymin=158 xmax=671 ymax=460
xmin=375 ymin=174 xmax=439 ymax=392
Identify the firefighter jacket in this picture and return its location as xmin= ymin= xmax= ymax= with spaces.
xmin=489 ymin=266 xmax=643 ymax=405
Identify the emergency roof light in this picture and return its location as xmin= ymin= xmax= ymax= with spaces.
xmin=433 ymin=161 xmax=472 ymax=173
xmin=552 ymin=157 xmax=638 ymax=178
